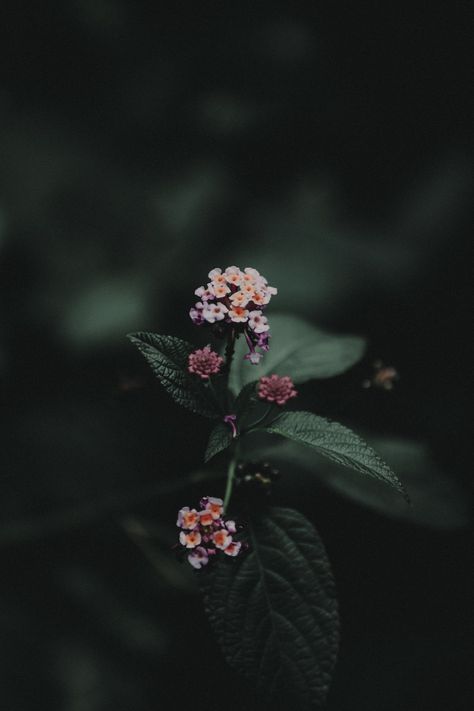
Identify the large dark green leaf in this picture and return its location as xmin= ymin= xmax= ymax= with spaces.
xmin=127 ymin=332 xmax=220 ymax=418
xmin=200 ymin=506 xmax=339 ymax=710
xmin=229 ymin=313 xmax=366 ymax=393
xmin=250 ymin=437 xmax=469 ymax=529
xmin=204 ymin=422 xmax=233 ymax=462
xmin=261 ymin=411 xmax=407 ymax=498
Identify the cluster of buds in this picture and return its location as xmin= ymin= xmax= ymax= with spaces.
xmin=235 ymin=461 xmax=280 ymax=497
xmin=176 ymin=496 xmax=245 ymax=569
xmin=258 ymin=374 xmax=297 ymax=406
xmin=188 ymin=345 xmax=223 ymax=379
xmin=189 ymin=266 xmax=277 ymax=364
xmin=362 ymin=360 xmax=399 ymax=391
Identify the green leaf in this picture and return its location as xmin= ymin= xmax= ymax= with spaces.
xmin=127 ymin=332 xmax=219 ymax=418
xmin=205 ymin=422 xmax=233 ymax=462
xmin=260 ymin=411 xmax=407 ymax=498
xmin=251 ymin=437 xmax=468 ymax=529
xmin=229 ymin=313 xmax=366 ymax=393
xmin=234 ymin=381 xmax=258 ymax=420
xmin=199 ymin=506 xmax=339 ymax=710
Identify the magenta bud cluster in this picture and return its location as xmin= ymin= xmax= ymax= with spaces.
xmin=188 ymin=345 xmax=223 ymax=379
xmin=258 ymin=374 xmax=298 ymax=406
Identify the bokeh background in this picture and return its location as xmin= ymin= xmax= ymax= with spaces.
xmin=0 ymin=2 xmax=472 ymax=710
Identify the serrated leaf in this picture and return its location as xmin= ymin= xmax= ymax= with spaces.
xmin=200 ymin=506 xmax=339 ymax=710
xmin=127 ymin=332 xmax=219 ymax=418
xmin=261 ymin=411 xmax=407 ymax=498
xmin=205 ymin=422 xmax=233 ymax=462
xmin=229 ymin=313 xmax=366 ymax=394
xmin=251 ymin=437 xmax=469 ymax=529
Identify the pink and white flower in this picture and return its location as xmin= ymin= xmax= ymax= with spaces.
xmin=223 ymin=541 xmax=242 ymax=557
xmin=176 ymin=507 xmax=200 ymax=530
xmin=228 ymin=306 xmax=249 ymax=323
xmin=211 ymin=283 xmax=231 ymax=299
xmin=177 ymin=496 xmax=246 ymax=568
xmin=204 ymin=496 xmax=224 ymax=519
xmin=212 ymin=529 xmax=233 ymax=550
xmin=203 ymin=302 xmax=228 ymax=323
xmin=188 ymin=546 xmax=209 ymax=569
xmin=208 ymin=268 xmax=223 ymax=280
xmin=199 ymin=509 xmax=214 ymax=527
xmin=179 ymin=530 xmax=202 ymax=548
xmin=189 ymin=266 xmax=277 ymax=366
xmin=248 ymin=310 xmax=269 ymax=333
xmin=194 ymin=286 xmax=215 ymax=301
xmin=229 ymin=290 xmax=249 ymax=307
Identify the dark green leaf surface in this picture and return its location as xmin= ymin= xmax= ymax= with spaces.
xmin=229 ymin=313 xmax=366 ymax=393
xmin=234 ymin=381 xmax=258 ymax=420
xmin=127 ymin=332 xmax=219 ymax=418
xmin=205 ymin=422 xmax=233 ymax=462
xmin=250 ymin=437 xmax=468 ymax=529
xmin=200 ymin=506 xmax=339 ymax=710
xmin=261 ymin=411 xmax=407 ymax=498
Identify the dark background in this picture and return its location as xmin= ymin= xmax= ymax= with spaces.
xmin=0 ymin=2 xmax=472 ymax=710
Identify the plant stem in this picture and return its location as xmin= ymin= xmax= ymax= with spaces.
xmin=223 ymin=449 xmax=238 ymax=512
xmin=223 ymin=328 xmax=236 ymax=374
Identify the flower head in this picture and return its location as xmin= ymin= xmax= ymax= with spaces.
xmin=258 ymin=374 xmax=297 ymax=406
xmin=189 ymin=266 xmax=277 ymax=366
xmin=188 ymin=346 xmax=223 ymax=379
xmin=176 ymin=496 xmax=246 ymax=568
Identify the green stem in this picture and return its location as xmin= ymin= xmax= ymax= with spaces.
xmin=223 ymin=328 xmax=236 ymax=375
xmin=223 ymin=451 xmax=237 ymax=512
xmin=241 ymin=404 xmax=275 ymax=434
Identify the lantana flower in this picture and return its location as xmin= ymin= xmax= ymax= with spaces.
xmin=176 ymin=496 xmax=246 ymax=568
xmin=189 ymin=266 xmax=277 ymax=365
xmin=188 ymin=346 xmax=223 ymax=379
xmin=258 ymin=374 xmax=298 ymax=406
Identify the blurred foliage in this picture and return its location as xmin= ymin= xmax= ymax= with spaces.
xmin=0 ymin=1 xmax=472 ymax=709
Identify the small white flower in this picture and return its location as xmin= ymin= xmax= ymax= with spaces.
xmin=229 ymin=291 xmax=249 ymax=307
xmin=179 ymin=530 xmax=202 ymax=548
xmin=203 ymin=302 xmax=228 ymax=323
xmin=224 ymin=265 xmax=241 ymax=276
xmin=228 ymin=306 xmax=249 ymax=323
xmin=195 ymin=286 xmax=215 ymax=301
xmin=208 ymin=267 xmax=222 ymax=280
xmin=225 ymin=519 xmax=237 ymax=534
xmin=251 ymin=290 xmax=270 ymax=306
xmin=244 ymin=267 xmax=261 ymax=279
xmin=188 ymin=547 xmax=209 ymax=569
xmin=210 ymin=282 xmax=231 ymax=298
xmin=248 ymin=310 xmax=269 ymax=333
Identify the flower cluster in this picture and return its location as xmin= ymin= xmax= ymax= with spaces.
xmin=188 ymin=345 xmax=223 ymax=379
xmin=362 ymin=360 xmax=399 ymax=391
xmin=258 ymin=374 xmax=298 ymax=406
xmin=176 ymin=496 xmax=244 ymax=569
xmin=189 ymin=266 xmax=277 ymax=364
